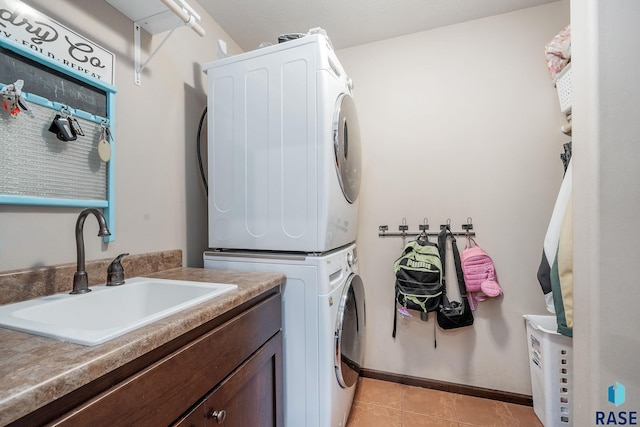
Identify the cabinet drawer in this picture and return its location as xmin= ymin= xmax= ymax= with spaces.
xmin=52 ymin=293 xmax=281 ymax=427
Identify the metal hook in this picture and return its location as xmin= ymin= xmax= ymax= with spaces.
xmin=462 ymin=217 xmax=474 ymax=239
xmin=399 ymin=217 xmax=408 ymax=233
xmin=416 ymin=218 xmax=430 ymax=242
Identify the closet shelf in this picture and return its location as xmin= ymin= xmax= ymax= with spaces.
xmin=105 ymin=0 xmax=205 ymax=85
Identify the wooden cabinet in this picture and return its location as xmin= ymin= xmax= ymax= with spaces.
xmin=10 ymin=287 xmax=282 ymax=427
xmin=174 ymin=331 xmax=283 ymax=427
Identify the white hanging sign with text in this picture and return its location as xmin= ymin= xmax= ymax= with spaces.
xmin=0 ymin=0 xmax=115 ymax=85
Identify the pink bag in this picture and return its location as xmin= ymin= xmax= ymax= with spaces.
xmin=461 ymin=238 xmax=502 ymax=310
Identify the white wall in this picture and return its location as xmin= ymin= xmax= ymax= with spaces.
xmin=0 ymin=0 xmax=242 ymax=271
xmin=572 ymin=0 xmax=640 ymax=423
xmin=0 ymin=0 xmax=576 ymax=398
xmin=338 ymin=1 xmax=570 ymax=394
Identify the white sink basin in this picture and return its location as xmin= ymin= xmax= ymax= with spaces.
xmin=0 ymin=277 xmax=237 ymax=346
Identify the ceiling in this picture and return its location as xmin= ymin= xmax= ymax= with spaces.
xmin=195 ymin=0 xmax=560 ymax=51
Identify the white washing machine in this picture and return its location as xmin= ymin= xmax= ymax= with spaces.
xmin=204 ymin=244 xmax=366 ymax=427
xmin=203 ymin=34 xmax=361 ymax=252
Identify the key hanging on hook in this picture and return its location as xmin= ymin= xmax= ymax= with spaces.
xmin=48 ymin=106 xmax=77 ymax=141
xmin=1 ymin=80 xmax=27 ymax=118
xmin=97 ymin=121 xmax=112 ymax=162
xmin=2 ymin=97 xmax=20 ymax=117
xmin=67 ymin=109 xmax=85 ymax=137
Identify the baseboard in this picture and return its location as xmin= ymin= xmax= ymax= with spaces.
xmin=359 ymin=368 xmax=533 ymax=407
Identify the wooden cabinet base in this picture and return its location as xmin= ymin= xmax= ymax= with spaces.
xmin=10 ymin=288 xmax=282 ymax=427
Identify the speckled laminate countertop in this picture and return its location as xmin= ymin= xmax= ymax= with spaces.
xmin=0 ymin=267 xmax=285 ymax=427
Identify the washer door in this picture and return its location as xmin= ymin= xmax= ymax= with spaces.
xmin=333 ymin=93 xmax=362 ymax=204
xmin=335 ymin=274 xmax=366 ymax=388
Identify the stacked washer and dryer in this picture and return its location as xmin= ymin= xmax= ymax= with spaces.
xmin=202 ymin=33 xmax=365 ymax=427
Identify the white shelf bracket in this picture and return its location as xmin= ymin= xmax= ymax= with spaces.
xmin=132 ymin=0 xmax=205 ymax=86
xmin=134 ymin=22 xmax=177 ymax=86
xmin=134 ymin=22 xmax=141 ymax=86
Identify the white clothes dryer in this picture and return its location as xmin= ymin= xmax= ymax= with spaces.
xmin=203 ymin=34 xmax=361 ymax=252
xmin=204 ymin=244 xmax=366 ymax=427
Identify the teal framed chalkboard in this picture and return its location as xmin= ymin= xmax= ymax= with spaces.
xmin=0 ymin=3 xmax=117 ymax=241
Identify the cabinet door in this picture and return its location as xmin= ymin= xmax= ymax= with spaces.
xmin=203 ymin=331 xmax=283 ymax=427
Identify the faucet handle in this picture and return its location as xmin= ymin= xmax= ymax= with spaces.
xmin=106 ymin=253 xmax=129 ymax=286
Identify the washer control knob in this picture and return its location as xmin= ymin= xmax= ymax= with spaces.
xmin=347 ymin=252 xmax=353 ymax=268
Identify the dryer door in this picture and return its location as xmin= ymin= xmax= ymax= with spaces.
xmin=335 ymin=273 xmax=366 ymax=388
xmin=333 ymin=93 xmax=362 ymax=204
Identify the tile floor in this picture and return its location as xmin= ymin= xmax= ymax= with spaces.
xmin=346 ymin=378 xmax=543 ymax=427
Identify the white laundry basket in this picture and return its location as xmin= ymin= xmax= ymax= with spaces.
xmin=523 ymin=315 xmax=573 ymax=426
xmin=554 ymin=63 xmax=572 ymax=114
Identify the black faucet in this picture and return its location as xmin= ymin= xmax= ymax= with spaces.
xmin=71 ymin=208 xmax=111 ymax=294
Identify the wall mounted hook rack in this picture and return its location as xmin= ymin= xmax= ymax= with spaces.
xmin=378 ymin=217 xmax=476 ymax=238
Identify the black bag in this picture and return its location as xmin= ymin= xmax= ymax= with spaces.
xmin=437 ymin=226 xmax=474 ymax=330
xmin=392 ymin=233 xmax=443 ymax=338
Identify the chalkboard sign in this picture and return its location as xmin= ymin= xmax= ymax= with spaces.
xmin=0 ymin=29 xmax=116 ymax=241
xmin=0 ymin=46 xmax=107 ymax=117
